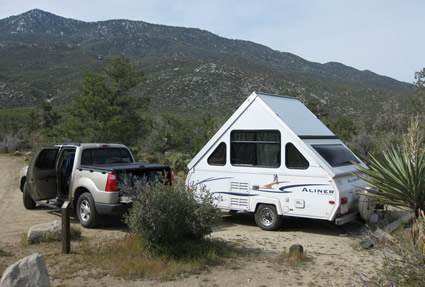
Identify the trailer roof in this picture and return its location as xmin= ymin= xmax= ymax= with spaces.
xmin=187 ymin=91 xmax=336 ymax=170
xmin=257 ymin=93 xmax=335 ymax=138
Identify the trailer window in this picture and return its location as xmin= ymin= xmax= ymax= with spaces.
xmin=208 ymin=142 xmax=226 ymax=166
xmin=312 ymin=144 xmax=360 ymax=167
xmin=285 ymin=143 xmax=309 ymax=169
xmin=231 ymin=130 xmax=280 ymax=168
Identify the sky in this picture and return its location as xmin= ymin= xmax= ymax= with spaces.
xmin=0 ymin=0 xmax=423 ymax=84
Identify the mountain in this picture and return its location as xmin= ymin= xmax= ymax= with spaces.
xmin=0 ymin=9 xmax=413 ymax=115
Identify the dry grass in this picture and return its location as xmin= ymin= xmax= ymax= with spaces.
xmin=3 ymin=230 xmax=248 ymax=282
xmin=0 ymin=247 xmax=12 ymax=257
xmin=89 ymin=234 xmax=242 ymax=280
xmin=373 ymin=225 xmax=425 ymax=286
xmin=20 ymin=233 xmax=29 ymax=246
xmin=70 ymin=225 xmax=82 ymax=241
xmin=97 ymin=234 xmax=192 ymax=279
xmin=275 ymin=249 xmax=311 ymax=267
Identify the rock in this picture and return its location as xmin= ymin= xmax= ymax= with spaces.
xmin=369 ymin=213 xmax=379 ymax=223
xmin=24 ymin=151 xmax=32 ymax=161
xmin=27 ymin=220 xmax=61 ymax=244
xmin=360 ymin=212 xmax=414 ymax=249
xmin=288 ymin=244 xmax=304 ymax=258
xmin=0 ymin=253 xmax=50 ymax=287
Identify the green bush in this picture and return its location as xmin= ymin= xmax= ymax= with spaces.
xmin=357 ymin=117 xmax=425 ymax=217
xmin=124 ymin=181 xmax=220 ymax=246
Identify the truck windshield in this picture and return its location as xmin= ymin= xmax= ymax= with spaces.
xmin=312 ymin=144 xmax=360 ymax=167
xmin=81 ymin=148 xmax=132 ymax=165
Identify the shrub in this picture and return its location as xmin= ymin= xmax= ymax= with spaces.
xmin=124 ymin=181 xmax=220 ymax=246
xmin=70 ymin=225 xmax=82 ymax=241
xmin=374 ymin=222 xmax=425 ymax=286
xmin=357 ymin=117 xmax=425 ymax=217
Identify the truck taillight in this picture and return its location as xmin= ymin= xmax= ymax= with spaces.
xmin=341 ymin=197 xmax=348 ymax=204
xmin=106 ymin=173 xmax=118 ymax=191
xmin=170 ymin=169 xmax=174 ymax=185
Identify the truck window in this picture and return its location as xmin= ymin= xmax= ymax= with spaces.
xmin=312 ymin=144 xmax=360 ymax=167
xmin=285 ymin=143 xmax=309 ymax=169
xmin=208 ymin=142 xmax=226 ymax=166
xmin=231 ymin=130 xmax=280 ymax=168
xmin=35 ymin=149 xmax=58 ymax=170
xmin=59 ymin=148 xmax=76 ymax=194
xmin=81 ymin=148 xmax=132 ymax=165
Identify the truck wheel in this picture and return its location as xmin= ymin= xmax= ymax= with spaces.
xmin=77 ymin=192 xmax=101 ymax=228
xmin=254 ymin=204 xmax=282 ymax=231
xmin=23 ymin=182 xmax=36 ymax=209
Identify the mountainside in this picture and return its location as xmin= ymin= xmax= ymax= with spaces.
xmin=0 ymin=9 xmax=413 ymax=114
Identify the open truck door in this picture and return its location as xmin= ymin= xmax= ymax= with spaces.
xmin=27 ymin=147 xmax=60 ymax=201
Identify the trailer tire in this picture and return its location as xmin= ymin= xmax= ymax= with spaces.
xmin=23 ymin=182 xmax=36 ymax=209
xmin=76 ymin=192 xmax=101 ymax=228
xmin=255 ymin=204 xmax=282 ymax=231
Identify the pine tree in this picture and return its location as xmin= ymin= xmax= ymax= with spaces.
xmin=65 ymin=57 xmax=147 ymax=145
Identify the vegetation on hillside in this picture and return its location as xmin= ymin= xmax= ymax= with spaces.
xmin=0 ymin=59 xmax=423 ymax=179
xmin=0 ymin=9 xmax=413 ymax=116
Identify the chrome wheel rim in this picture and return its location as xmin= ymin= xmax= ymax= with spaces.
xmin=260 ymin=207 xmax=274 ymax=226
xmin=79 ymin=199 xmax=91 ymax=222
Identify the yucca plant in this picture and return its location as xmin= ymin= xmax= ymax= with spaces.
xmin=357 ymin=117 xmax=425 ymax=217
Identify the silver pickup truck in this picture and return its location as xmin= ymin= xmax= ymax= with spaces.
xmin=19 ymin=143 xmax=173 ymax=228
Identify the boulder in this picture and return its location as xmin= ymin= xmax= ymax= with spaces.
xmin=24 ymin=151 xmax=32 ymax=161
xmin=27 ymin=221 xmax=61 ymax=244
xmin=0 ymin=253 xmax=50 ymax=287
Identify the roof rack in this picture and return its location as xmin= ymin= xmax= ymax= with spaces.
xmin=54 ymin=143 xmax=81 ymax=146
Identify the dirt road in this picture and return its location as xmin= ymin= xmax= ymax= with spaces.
xmin=0 ymin=154 xmax=63 ymax=243
xmin=0 ymin=154 xmax=382 ymax=286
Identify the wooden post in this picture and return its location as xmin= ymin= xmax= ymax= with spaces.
xmin=62 ymin=201 xmax=71 ymax=254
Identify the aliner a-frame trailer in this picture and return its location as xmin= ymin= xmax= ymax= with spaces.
xmin=186 ymin=92 xmax=371 ymax=230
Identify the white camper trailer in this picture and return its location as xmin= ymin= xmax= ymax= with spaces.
xmin=186 ymin=92 xmax=369 ymax=231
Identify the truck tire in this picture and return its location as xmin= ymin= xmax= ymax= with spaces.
xmin=254 ymin=204 xmax=282 ymax=231
xmin=77 ymin=192 xmax=101 ymax=228
xmin=23 ymin=182 xmax=36 ymax=209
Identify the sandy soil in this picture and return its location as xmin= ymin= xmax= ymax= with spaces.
xmin=0 ymin=154 xmax=384 ymax=286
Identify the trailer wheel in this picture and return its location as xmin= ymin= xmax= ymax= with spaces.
xmin=76 ymin=192 xmax=101 ymax=228
xmin=23 ymin=182 xmax=36 ymax=209
xmin=255 ymin=204 xmax=282 ymax=231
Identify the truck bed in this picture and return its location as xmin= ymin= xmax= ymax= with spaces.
xmin=79 ymin=162 xmax=170 ymax=172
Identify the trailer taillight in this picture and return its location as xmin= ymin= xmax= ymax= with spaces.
xmin=341 ymin=197 xmax=348 ymax=204
xmin=170 ymin=169 xmax=174 ymax=185
xmin=106 ymin=173 xmax=118 ymax=191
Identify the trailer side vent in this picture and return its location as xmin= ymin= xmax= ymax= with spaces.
xmin=230 ymin=181 xmax=249 ymax=192
xmin=230 ymin=197 xmax=249 ymax=207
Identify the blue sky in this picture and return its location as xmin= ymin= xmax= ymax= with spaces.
xmin=0 ymin=0 xmax=423 ymax=83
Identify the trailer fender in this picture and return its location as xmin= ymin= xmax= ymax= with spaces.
xmin=252 ymin=198 xmax=283 ymax=215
